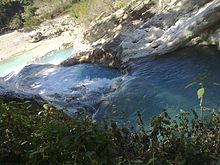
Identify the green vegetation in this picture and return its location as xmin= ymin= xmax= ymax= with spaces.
xmin=0 ymin=99 xmax=219 ymax=164
xmin=68 ymin=0 xmax=130 ymax=25
xmin=68 ymin=0 xmax=116 ymax=24
xmin=0 ymin=0 xmax=39 ymax=32
xmin=0 ymin=0 xmax=129 ymax=32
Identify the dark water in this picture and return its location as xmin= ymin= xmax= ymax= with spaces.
xmin=95 ymin=47 xmax=220 ymax=124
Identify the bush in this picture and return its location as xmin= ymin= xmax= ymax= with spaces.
xmin=22 ymin=5 xmax=37 ymax=21
xmin=0 ymin=101 xmax=113 ymax=164
xmin=68 ymin=0 xmax=122 ymax=25
xmin=7 ymin=14 xmax=23 ymax=30
xmin=0 ymin=0 xmax=34 ymax=31
xmin=0 ymin=100 xmax=219 ymax=164
xmin=23 ymin=16 xmax=41 ymax=31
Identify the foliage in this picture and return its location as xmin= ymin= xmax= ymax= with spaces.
xmin=22 ymin=5 xmax=37 ymax=21
xmin=0 ymin=101 xmax=113 ymax=164
xmin=0 ymin=0 xmax=129 ymax=32
xmin=0 ymin=99 xmax=220 ymax=164
xmin=7 ymin=14 xmax=23 ymax=30
xmin=23 ymin=16 xmax=41 ymax=31
xmin=0 ymin=0 xmax=34 ymax=32
xmin=68 ymin=0 xmax=129 ymax=25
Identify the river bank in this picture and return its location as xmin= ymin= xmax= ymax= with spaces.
xmin=0 ymin=15 xmax=86 ymax=63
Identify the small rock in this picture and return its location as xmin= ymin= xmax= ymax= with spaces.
xmin=30 ymin=32 xmax=43 ymax=43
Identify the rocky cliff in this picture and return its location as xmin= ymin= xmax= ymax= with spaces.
xmin=63 ymin=0 xmax=220 ymax=68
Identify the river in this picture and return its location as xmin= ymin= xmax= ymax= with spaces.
xmin=0 ymin=46 xmax=220 ymax=124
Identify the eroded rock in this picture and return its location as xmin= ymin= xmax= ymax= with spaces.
xmin=79 ymin=0 xmax=220 ymax=66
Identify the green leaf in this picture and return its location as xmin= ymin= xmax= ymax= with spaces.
xmin=61 ymin=135 xmax=73 ymax=146
xmin=197 ymin=87 xmax=205 ymax=100
xmin=162 ymin=119 xmax=171 ymax=125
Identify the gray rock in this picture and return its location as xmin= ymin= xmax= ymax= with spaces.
xmin=119 ymin=0 xmax=220 ymax=63
xmin=0 ymin=85 xmax=44 ymax=106
xmin=30 ymin=32 xmax=43 ymax=43
xmin=72 ymin=0 xmax=220 ymax=67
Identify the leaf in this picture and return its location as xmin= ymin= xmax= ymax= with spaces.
xmin=162 ymin=119 xmax=171 ymax=125
xmin=190 ymin=109 xmax=198 ymax=119
xmin=197 ymin=88 xmax=205 ymax=100
xmin=85 ymin=151 xmax=95 ymax=158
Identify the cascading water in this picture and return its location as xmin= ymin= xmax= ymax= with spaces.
xmin=0 ymin=46 xmax=220 ymax=124
xmin=3 ymin=63 xmax=121 ymax=115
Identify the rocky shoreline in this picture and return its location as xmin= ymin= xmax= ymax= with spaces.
xmin=62 ymin=0 xmax=220 ymax=69
xmin=2 ymin=0 xmax=220 ymax=69
xmin=0 ymin=15 xmax=85 ymax=63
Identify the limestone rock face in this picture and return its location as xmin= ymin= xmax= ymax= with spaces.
xmin=84 ymin=8 xmax=126 ymax=42
xmin=72 ymin=0 xmax=220 ymax=67
xmin=119 ymin=0 xmax=220 ymax=63
xmin=29 ymin=15 xmax=77 ymax=42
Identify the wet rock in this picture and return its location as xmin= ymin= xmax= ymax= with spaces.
xmin=61 ymin=46 xmax=121 ymax=69
xmin=0 ymin=85 xmax=44 ymax=106
xmin=0 ymin=63 xmax=120 ymax=113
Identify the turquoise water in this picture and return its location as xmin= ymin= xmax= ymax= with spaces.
xmin=0 ymin=48 xmax=73 ymax=77
xmin=36 ymin=48 xmax=73 ymax=64
xmin=3 ymin=63 xmax=121 ymax=114
xmin=95 ymin=47 xmax=220 ymax=124
xmin=0 ymin=52 xmax=34 ymax=77
xmin=1 ymin=46 xmax=220 ymax=125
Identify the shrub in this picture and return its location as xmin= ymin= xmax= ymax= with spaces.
xmin=0 ymin=0 xmax=34 ymax=30
xmin=22 ymin=5 xmax=37 ymax=21
xmin=0 ymin=100 xmax=219 ymax=164
xmin=68 ymin=0 xmax=122 ymax=25
xmin=23 ymin=16 xmax=41 ymax=31
xmin=7 ymin=14 xmax=23 ymax=30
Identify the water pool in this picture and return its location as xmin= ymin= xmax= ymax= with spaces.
xmin=0 ymin=48 xmax=73 ymax=77
xmin=95 ymin=47 xmax=220 ymax=124
xmin=1 ymin=46 xmax=220 ymax=125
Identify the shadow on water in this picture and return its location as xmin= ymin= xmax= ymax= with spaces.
xmin=95 ymin=46 xmax=220 ymax=125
